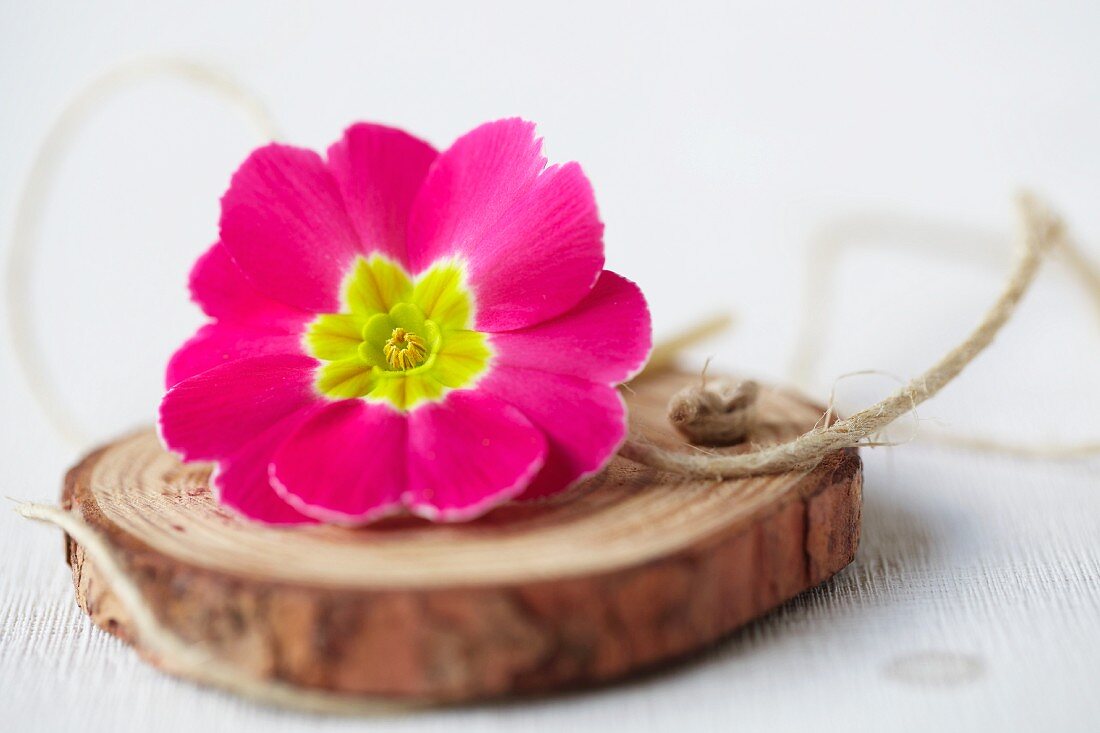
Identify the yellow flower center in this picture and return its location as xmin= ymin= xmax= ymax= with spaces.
xmin=383 ymin=327 xmax=427 ymax=370
xmin=302 ymin=255 xmax=491 ymax=411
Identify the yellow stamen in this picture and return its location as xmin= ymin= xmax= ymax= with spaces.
xmin=383 ymin=327 xmax=428 ymax=370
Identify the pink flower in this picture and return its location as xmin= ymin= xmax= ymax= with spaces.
xmin=159 ymin=119 xmax=651 ymax=525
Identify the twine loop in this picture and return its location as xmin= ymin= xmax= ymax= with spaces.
xmin=8 ymin=57 xmax=1097 ymax=716
xmin=622 ymin=194 xmax=1068 ymax=478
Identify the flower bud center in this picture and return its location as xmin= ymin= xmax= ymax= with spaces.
xmin=383 ymin=327 xmax=428 ymax=370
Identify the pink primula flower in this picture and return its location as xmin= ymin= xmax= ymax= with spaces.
xmin=159 ymin=119 xmax=651 ymax=525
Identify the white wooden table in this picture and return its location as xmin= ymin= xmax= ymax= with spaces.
xmin=2 ymin=2 xmax=1098 ymax=730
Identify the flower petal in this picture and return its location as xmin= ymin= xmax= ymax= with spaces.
xmin=478 ymin=367 xmax=626 ymax=500
xmin=406 ymin=390 xmax=546 ymax=520
xmin=219 ymin=144 xmax=360 ymax=312
xmin=489 ymin=271 xmax=651 ymax=384
xmin=315 ymin=357 xmax=378 ymax=400
xmin=367 ymin=372 xmax=447 ymax=411
xmin=433 ymin=330 xmax=492 ymax=388
xmin=410 ymin=260 xmax=471 ymax=331
xmin=327 ymin=123 xmax=438 ymax=266
xmin=407 ymin=119 xmax=604 ymax=331
xmin=344 ymin=255 xmax=414 ymax=316
xmin=407 ymin=119 xmax=544 ymax=269
xmin=270 ymin=400 xmax=407 ymax=524
xmin=188 ymin=242 xmax=307 ymax=323
xmin=159 ymin=354 xmax=320 ymax=461
xmin=211 ymin=407 xmax=322 ymax=525
xmin=166 ymin=321 xmax=308 ymax=388
xmin=302 ymin=313 xmax=363 ymax=362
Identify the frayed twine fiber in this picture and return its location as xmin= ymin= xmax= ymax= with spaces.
xmin=620 ymin=192 xmax=1065 ymax=478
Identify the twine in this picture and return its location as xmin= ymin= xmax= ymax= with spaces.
xmin=16 ymin=501 xmax=420 ymax=716
xmin=5 ymin=57 xmax=279 ymax=448
xmin=9 ymin=194 xmax=1064 ymax=709
xmin=785 ymin=207 xmax=1100 ymax=460
xmin=6 ymin=56 xmax=1087 ymax=714
xmin=13 ymin=198 xmax=1063 ymax=709
xmin=667 ymin=374 xmax=760 ymax=446
xmin=619 ymin=193 xmax=1065 ymax=478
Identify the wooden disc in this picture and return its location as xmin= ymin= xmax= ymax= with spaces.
xmin=61 ymin=369 xmax=861 ymax=702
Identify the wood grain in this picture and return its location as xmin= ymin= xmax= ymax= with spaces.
xmin=60 ymin=369 xmax=861 ymax=702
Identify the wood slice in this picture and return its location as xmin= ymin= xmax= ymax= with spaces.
xmin=61 ymin=369 xmax=861 ymax=702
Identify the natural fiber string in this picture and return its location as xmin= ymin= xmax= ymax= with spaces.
xmin=814 ymin=369 xmax=919 ymax=448
xmin=6 ymin=61 xmax=415 ymax=713
xmin=6 ymin=57 xmax=736 ymax=451
xmin=16 ymin=501 xmax=423 ymax=716
xmin=12 ymin=197 xmax=1061 ymax=710
xmin=5 ymin=56 xmax=279 ymax=448
xmin=618 ymin=193 xmax=1065 ymax=478
xmin=5 ymin=57 xmax=1083 ymax=712
xmin=7 ymin=63 xmax=737 ymax=712
xmin=786 ymin=206 xmax=1100 ymax=459
xmin=5 ymin=61 xmax=743 ymax=713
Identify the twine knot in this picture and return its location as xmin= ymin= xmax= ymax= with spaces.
xmin=668 ymin=378 xmax=760 ymax=446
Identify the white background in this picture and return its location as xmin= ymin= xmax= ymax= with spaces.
xmin=2 ymin=1 xmax=1098 ymax=731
